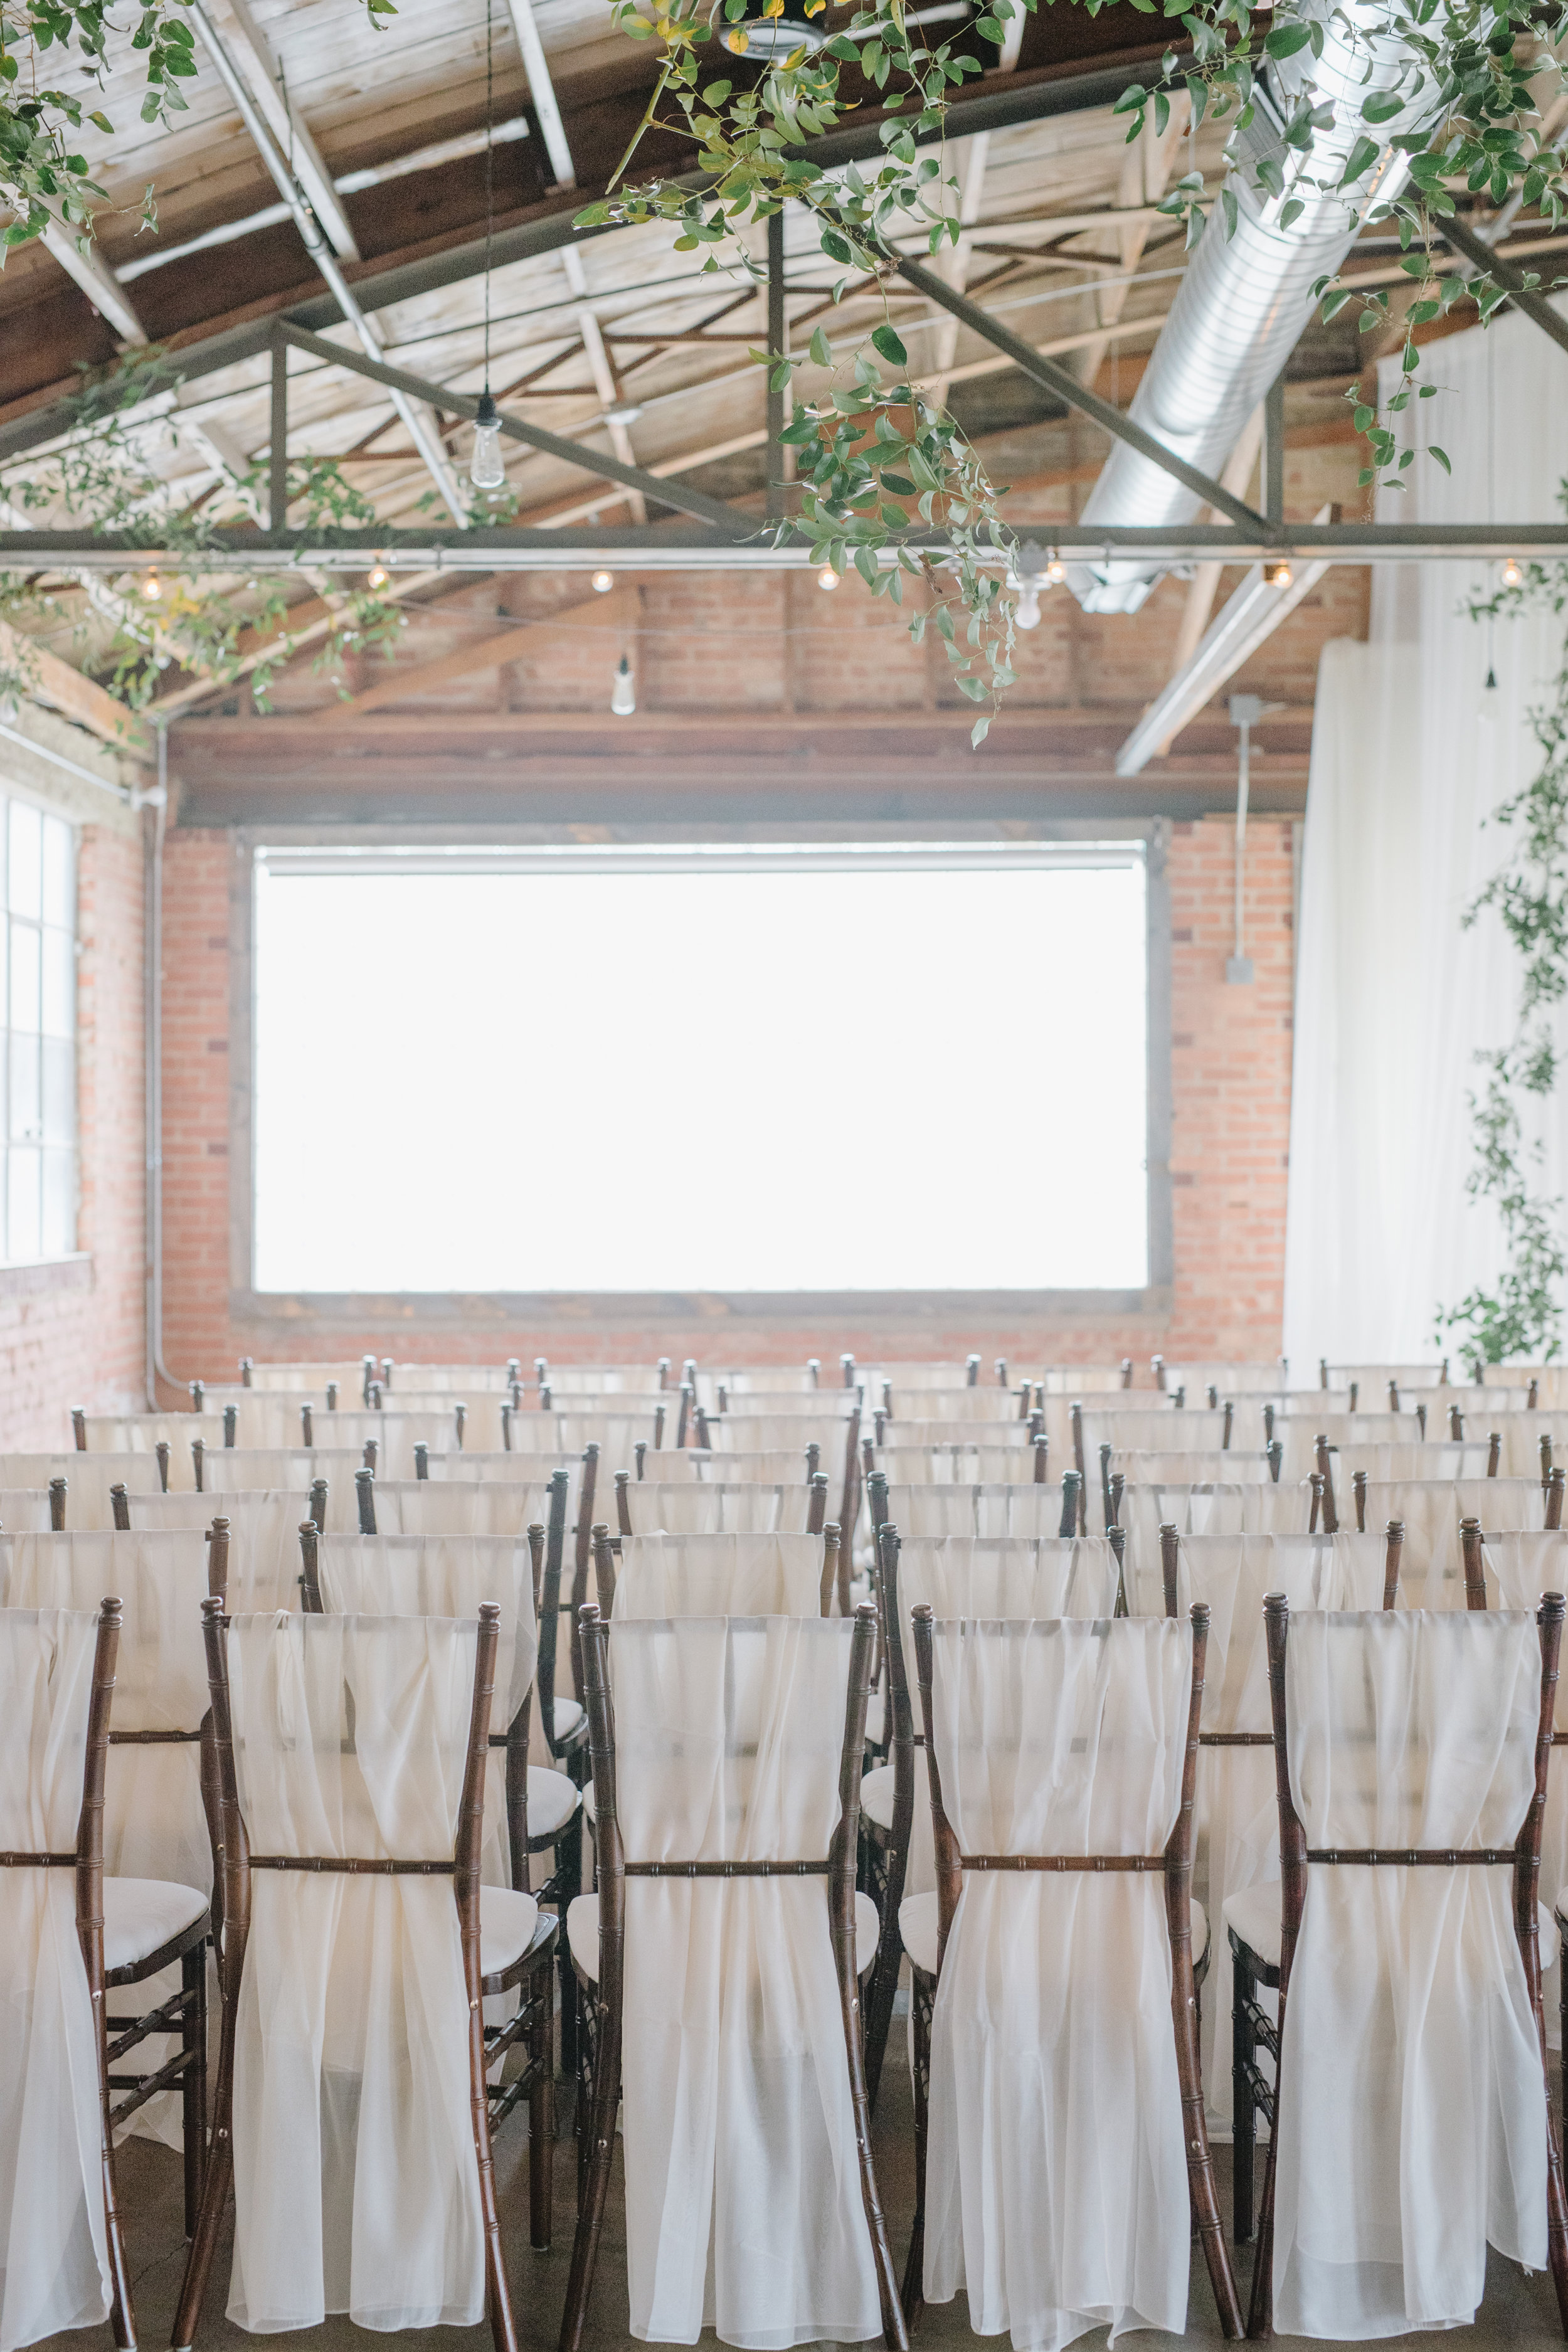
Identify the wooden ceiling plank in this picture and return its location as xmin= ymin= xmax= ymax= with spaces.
xmin=0 ymin=620 xmax=151 ymax=755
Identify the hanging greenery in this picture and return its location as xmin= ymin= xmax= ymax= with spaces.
xmin=1436 ymin=543 xmax=1568 ymax=1370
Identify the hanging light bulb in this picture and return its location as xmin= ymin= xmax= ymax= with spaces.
xmin=1264 ymin=559 xmax=1294 ymax=589
xmin=611 ymin=655 xmax=636 ymax=716
xmin=470 ymin=389 xmax=506 ymax=491
xmin=140 ymin=570 xmax=162 ymax=603
xmin=1502 ymin=556 xmax=1523 ymax=587
xmin=591 ymin=569 xmax=615 ymax=594
xmin=1014 ymin=581 xmax=1041 ymax=630
xmin=366 ymin=559 xmax=389 ymax=591
xmin=1044 ymin=551 xmax=1066 ymax=586
xmin=817 ymin=564 xmax=841 ymax=591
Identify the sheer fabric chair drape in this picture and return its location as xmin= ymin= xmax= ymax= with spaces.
xmin=611 ymin=1532 xmax=826 ymax=1619
xmin=0 ymin=1607 xmax=110 ymax=2351
xmin=1360 ymin=1480 xmax=1546 ymax=1609
xmin=881 ymin=1487 xmax=1067 ymax=1539
xmin=1271 ymin=1609 xmax=1549 ymax=2337
xmin=624 ymin=1483 xmax=812 ymax=1535
xmin=127 ymin=1488 xmax=302 ymax=1609
xmin=223 ymin=1611 xmax=489 ymax=2333
xmin=1 ymin=1454 xmax=161 ymax=1525
xmin=922 ymin=1617 xmax=1193 ymax=2352
xmin=203 ymin=1451 xmax=364 ymax=1530
xmin=610 ymin=1614 xmax=885 ymax=2348
xmin=366 ymin=1481 xmax=542 ymax=1537
xmin=314 ymin=1533 xmax=539 ymax=1895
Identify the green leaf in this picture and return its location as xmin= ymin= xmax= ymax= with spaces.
xmin=871 ymin=322 xmax=908 ymax=364
xmin=1361 ymin=88 xmax=1405 ymax=123
xmin=808 ymin=326 xmax=833 ymax=366
xmin=1264 ymin=21 xmax=1312 ymax=56
xmin=1339 ymin=135 xmax=1381 ymax=186
xmin=1430 ymin=443 xmax=1451 ymax=473
xmin=970 ymin=714 xmax=992 ymax=747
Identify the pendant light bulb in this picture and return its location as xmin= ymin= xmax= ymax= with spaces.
xmin=817 ymin=564 xmax=841 ymax=591
xmin=366 ymin=559 xmax=389 ymax=591
xmin=611 ymin=655 xmax=636 ymax=716
xmin=1502 ymin=556 xmax=1523 ymax=588
xmin=591 ymin=569 xmax=615 ymax=594
xmin=470 ymin=389 xmax=506 ymax=491
xmin=140 ymin=570 xmax=162 ymax=603
xmin=1044 ymin=551 xmax=1066 ymax=586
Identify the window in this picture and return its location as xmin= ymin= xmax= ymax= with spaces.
xmin=252 ymin=840 xmax=1150 ymax=1296
xmin=0 ymin=798 xmax=77 ymax=1264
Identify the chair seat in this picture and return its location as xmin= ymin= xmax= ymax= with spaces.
xmin=480 ymin=1885 xmax=541 ymax=1978
xmin=103 ymin=1877 xmax=208 ymax=1974
xmin=861 ymin=1762 xmax=894 ymax=1833
xmin=899 ymin=1887 xmax=1209 ymax=1978
xmin=551 ymin=1697 xmax=585 ymax=1745
xmin=1236 ymin=1880 xmax=1560 ymax=1973
xmin=566 ymin=1888 xmax=880 ymax=1982
xmin=527 ymin=1766 xmax=581 ymax=1838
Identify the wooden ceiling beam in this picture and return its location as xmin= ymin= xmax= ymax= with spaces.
xmin=316 ymin=590 xmax=608 ymax=723
xmin=0 ymin=621 xmax=151 ymax=755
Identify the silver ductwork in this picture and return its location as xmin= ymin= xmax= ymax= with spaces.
xmin=1071 ymin=0 xmax=1431 ymax=613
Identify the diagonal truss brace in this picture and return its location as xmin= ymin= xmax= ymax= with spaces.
xmin=1438 ymin=215 xmax=1568 ymax=361
xmin=276 ymin=322 xmax=756 ymax=536
xmin=894 ymin=255 xmax=1277 ymax=538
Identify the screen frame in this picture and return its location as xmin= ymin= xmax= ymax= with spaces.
xmin=225 ymin=818 xmax=1174 ymax=1335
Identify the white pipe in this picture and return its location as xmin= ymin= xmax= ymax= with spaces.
xmin=1073 ymin=0 xmax=1433 ymax=613
xmin=145 ymin=720 xmax=179 ymax=1405
xmin=0 ymin=716 xmax=138 ymax=802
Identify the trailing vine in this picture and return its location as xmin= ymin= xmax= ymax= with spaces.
xmin=1435 ymin=529 xmax=1568 ymax=1369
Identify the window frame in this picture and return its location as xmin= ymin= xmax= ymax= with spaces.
xmin=226 ymin=819 xmax=1173 ymax=1332
xmin=0 ymin=789 xmax=78 ymax=1269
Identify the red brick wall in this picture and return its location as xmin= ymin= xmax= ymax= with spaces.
xmin=155 ymin=816 xmax=1296 ymax=1382
xmin=0 ymin=818 xmax=146 ymax=1448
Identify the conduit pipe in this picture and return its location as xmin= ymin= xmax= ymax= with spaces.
xmin=188 ymin=0 xmax=470 ymax=526
xmin=1071 ymin=0 xmax=1433 ymax=612
xmin=144 ymin=719 xmax=179 ymax=1407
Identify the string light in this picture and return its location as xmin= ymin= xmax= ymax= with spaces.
xmin=817 ymin=564 xmax=841 ymax=591
xmin=469 ymin=0 xmax=506 ymax=496
xmin=366 ymin=559 xmax=389 ymax=590
xmin=1502 ymin=556 xmax=1523 ymax=587
xmin=1043 ymin=551 xmax=1066 ymax=586
xmin=591 ymin=569 xmax=615 ymax=593
xmin=140 ymin=571 xmax=162 ymax=602
xmin=611 ymin=655 xmax=636 ymax=715
xmin=1264 ymin=559 xmax=1293 ymax=588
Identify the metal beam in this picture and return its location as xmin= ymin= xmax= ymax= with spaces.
xmin=40 ymin=222 xmax=149 ymax=346
xmin=894 ymin=255 xmax=1276 ymax=535
xmin=506 ymin=0 xmax=575 ymax=189
xmin=4 ymin=520 xmax=1568 ymax=571
xmin=766 ymin=211 xmax=787 ymax=524
xmin=1263 ymin=369 xmax=1286 ymax=526
xmin=188 ymin=0 xmax=468 ymax=524
xmin=208 ymin=0 xmax=359 ymax=260
xmin=1438 ymin=213 xmax=1568 ymax=360
xmin=276 ymin=320 xmax=755 ymax=533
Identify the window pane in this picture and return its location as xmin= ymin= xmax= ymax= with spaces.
xmin=10 ymin=1032 xmax=39 ymax=1143
xmin=41 ymin=925 xmax=73 ymax=1038
xmin=41 ymin=815 xmax=72 ymax=931
xmin=9 ymin=1147 xmax=41 ymax=1261
xmin=9 ymin=921 xmax=38 ymax=1036
xmin=41 ymin=1038 xmax=73 ymax=1145
xmin=40 ymin=1147 xmax=73 ymax=1257
xmin=9 ymin=803 xmax=41 ymax=918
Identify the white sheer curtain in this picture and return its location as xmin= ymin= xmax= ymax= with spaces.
xmin=611 ymin=1532 xmax=825 ymax=1619
xmin=923 ymin=1618 xmax=1192 ymax=2351
xmin=225 ymin=1611 xmax=486 ymax=2333
xmin=610 ymin=1615 xmax=882 ymax=2349
xmin=1271 ymin=1609 xmax=1547 ymax=2336
xmin=0 ymin=1608 xmax=110 ymax=2352
xmin=1285 ymin=304 xmax=1568 ymax=1369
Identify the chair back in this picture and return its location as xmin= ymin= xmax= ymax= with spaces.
xmin=606 ymin=1530 xmax=831 ymax=1619
xmin=689 ymin=1448 xmax=818 ymax=1484
xmin=206 ymin=1606 xmax=508 ymax=2336
xmin=0 ymin=1600 xmax=121 ymax=2352
xmin=199 ymin=1449 xmax=366 ymax=1528
xmin=618 ymin=1480 xmax=825 ymax=1536
xmin=878 ymin=1483 xmax=1065 ymax=1538
xmin=876 ymin=1385 xmax=1029 ymax=1425
xmin=120 ymin=1489 xmax=300 ymax=1609
xmin=1 ymin=1530 xmax=221 ymax=1893
xmin=873 ymin=1443 xmax=1048 ymax=1486
xmin=576 ymin=1605 xmax=895 ymax=2349
xmin=893 ymin=1532 xmax=1121 ymax=1622
xmin=360 ymin=1478 xmax=545 ymax=1537
xmin=3 ymin=1452 xmax=164 ymax=1520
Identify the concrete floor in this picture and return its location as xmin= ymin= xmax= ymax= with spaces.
xmin=48 ymin=2032 xmax=1568 ymax=2352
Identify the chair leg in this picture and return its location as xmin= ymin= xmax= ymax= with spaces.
xmin=171 ymin=1996 xmax=237 ymax=2351
xmin=97 ymin=2063 xmax=135 ymax=2352
xmin=181 ymin=1941 xmax=208 ymax=2240
xmin=862 ymin=1907 xmax=904 ymax=2115
xmin=901 ymin=1968 xmax=932 ymax=2329
xmin=529 ymin=1959 xmax=555 ymax=2252
xmin=1232 ymin=1940 xmax=1256 ymax=2246
xmin=558 ymin=1997 xmax=621 ymax=2352
xmin=1560 ymin=1953 xmax=1567 ymax=2178
xmin=557 ymin=1814 xmax=583 ymax=2099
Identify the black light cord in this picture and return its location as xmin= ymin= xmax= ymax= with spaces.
xmin=484 ymin=0 xmax=495 ymax=397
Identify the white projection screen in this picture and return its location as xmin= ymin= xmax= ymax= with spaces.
xmin=252 ymin=842 xmax=1150 ymax=1295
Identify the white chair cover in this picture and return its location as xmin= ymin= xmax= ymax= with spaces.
xmin=0 ymin=1490 xmax=55 ymax=1531
xmin=314 ymin=1412 xmax=460 ymax=1480
xmin=1502 ymin=1413 xmax=1568 ymax=1480
xmin=378 ymin=1364 xmax=515 ymax=1394
xmin=718 ymin=1394 xmax=859 ymax=1420
xmin=0 ymin=1608 xmax=110 ymax=2351
xmin=1335 ymin=1440 xmax=1493 ymax=1486
xmin=1162 ymin=1364 xmax=1288 ymax=1398
xmin=612 ymin=1532 xmax=825 ymax=1620
xmin=241 ymin=1361 xmax=376 ymax=1392
xmin=535 ymin=1365 xmax=666 ymax=1394
xmin=874 ymin=1446 xmax=1043 ymax=1487
xmin=1357 ymin=1480 xmax=1546 ymax=1610
xmin=1117 ymin=1477 xmax=1303 ymax=1580
xmin=690 ymin=1451 xmax=816 ymax=1486
xmin=1271 ymin=1609 xmax=1548 ymax=2337
xmin=201 ymin=1451 xmax=366 ymax=1532
xmin=608 ymin=1614 xmax=883 ymax=2348
xmin=125 ymin=1488 xmax=305 ymax=1611
xmin=896 ymin=1535 xmax=1120 ymax=1625
xmin=423 ymin=1448 xmax=559 ymax=1482
xmin=1323 ymin=1364 xmax=1451 ymax=1392
xmin=2 ymin=1454 xmax=162 ymax=1525
xmin=881 ymin=1486 xmax=1067 ymax=1539
xmin=386 ymin=1394 xmax=506 ymax=1453
xmin=77 ymin=1416 xmax=223 ymax=1483
xmin=627 ymin=1483 xmax=822 ymax=1536
xmin=1079 ymin=1409 xmax=1227 ymax=1465
xmin=879 ymin=1388 xmax=1027 ymax=1425
xmin=366 ymin=1481 xmax=544 ymax=1537
xmin=709 ymin=1415 xmax=857 ymax=1461
xmin=923 ymin=1617 xmax=1193 ymax=2350
xmin=1278 ymin=1414 xmax=1422 ymax=1483
xmin=223 ymin=1611 xmax=487 ymax=2332
xmin=314 ymin=1534 xmax=539 ymax=1894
